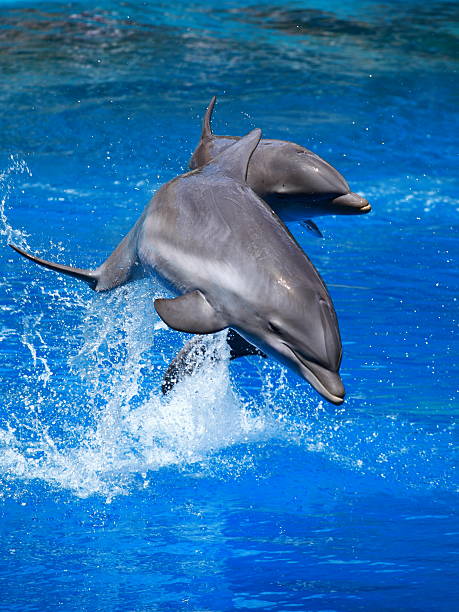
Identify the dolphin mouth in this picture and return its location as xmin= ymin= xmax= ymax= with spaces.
xmin=330 ymin=192 xmax=371 ymax=214
xmin=287 ymin=347 xmax=345 ymax=405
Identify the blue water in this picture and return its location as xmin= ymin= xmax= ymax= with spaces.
xmin=0 ymin=0 xmax=458 ymax=609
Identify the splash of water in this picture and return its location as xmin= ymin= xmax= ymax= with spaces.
xmin=0 ymin=155 xmax=32 ymax=248
xmin=0 ymin=273 xmax=278 ymax=500
xmin=1 ymin=273 xmax=455 ymax=501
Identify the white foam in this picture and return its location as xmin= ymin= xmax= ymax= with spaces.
xmin=0 ymin=277 xmax=277 ymax=500
xmin=0 ymin=155 xmax=32 ymax=248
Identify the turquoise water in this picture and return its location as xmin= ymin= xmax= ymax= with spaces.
xmin=0 ymin=1 xmax=458 ymax=609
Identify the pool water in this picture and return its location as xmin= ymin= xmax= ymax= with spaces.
xmin=0 ymin=1 xmax=458 ymax=610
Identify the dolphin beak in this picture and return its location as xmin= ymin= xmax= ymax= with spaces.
xmin=300 ymin=360 xmax=345 ymax=405
xmin=330 ymin=192 xmax=371 ymax=214
xmin=288 ymin=347 xmax=345 ymax=404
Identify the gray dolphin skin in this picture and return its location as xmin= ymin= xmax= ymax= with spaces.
xmin=10 ymin=129 xmax=345 ymax=404
xmin=161 ymin=330 xmax=267 ymax=395
xmin=190 ymin=96 xmax=371 ymax=222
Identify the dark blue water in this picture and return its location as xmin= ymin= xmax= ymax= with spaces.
xmin=0 ymin=1 xmax=458 ymax=610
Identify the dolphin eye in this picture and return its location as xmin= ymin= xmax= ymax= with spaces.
xmin=268 ymin=321 xmax=282 ymax=335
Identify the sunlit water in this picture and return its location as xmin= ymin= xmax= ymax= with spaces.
xmin=0 ymin=1 xmax=458 ymax=610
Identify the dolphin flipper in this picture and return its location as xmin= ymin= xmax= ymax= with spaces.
xmin=162 ymin=329 xmax=266 ymax=394
xmin=10 ymin=222 xmax=143 ymax=292
xmin=162 ymin=335 xmax=208 ymax=394
xmin=302 ymin=219 xmax=323 ymax=238
xmin=154 ymin=290 xmax=227 ymax=334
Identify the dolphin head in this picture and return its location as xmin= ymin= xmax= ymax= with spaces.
xmin=258 ymin=145 xmax=371 ymax=217
xmin=234 ymin=282 xmax=345 ymax=405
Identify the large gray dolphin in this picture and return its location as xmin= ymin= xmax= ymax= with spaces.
xmin=190 ymin=97 xmax=371 ymax=228
xmin=10 ymin=129 xmax=345 ymax=404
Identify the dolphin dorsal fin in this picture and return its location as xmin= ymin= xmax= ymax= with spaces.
xmin=212 ymin=128 xmax=261 ymax=182
xmin=202 ymin=96 xmax=217 ymax=140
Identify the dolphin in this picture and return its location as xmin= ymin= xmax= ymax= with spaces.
xmin=190 ymin=96 xmax=371 ymax=231
xmin=166 ymin=96 xmax=369 ymax=391
xmin=161 ymin=330 xmax=267 ymax=395
xmin=10 ymin=129 xmax=345 ymax=404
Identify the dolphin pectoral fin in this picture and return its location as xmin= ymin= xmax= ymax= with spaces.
xmin=9 ymin=243 xmax=98 ymax=289
xmin=213 ymin=128 xmax=262 ymax=182
xmin=154 ymin=290 xmax=227 ymax=334
xmin=227 ymin=330 xmax=267 ymax=359
xmin=301 ymin=220 xmax=323 ymax=238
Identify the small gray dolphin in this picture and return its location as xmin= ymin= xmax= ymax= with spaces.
xmin=190 ymin=96 xmax=371 ymax=227
xmin=10 ymin=130 xmax=345 ymax=404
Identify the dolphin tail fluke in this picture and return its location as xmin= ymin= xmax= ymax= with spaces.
xmin=92 ymin=225 xmax=143 ymax=291
xmin=202 ymin=95 xmax=217 ymax=140
xmin=162 ymin=330 xmax=266 ymax=395
xmin=9 ymin=243 xmax=98 ymax=289
xmin=10 ymin=222 xmax=143 ymax=292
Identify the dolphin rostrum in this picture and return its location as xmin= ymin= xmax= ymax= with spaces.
xmin=190 ymin=96 xmax=371 ymax=232
xmin=10 ymin=129 xmax=345 ymax=404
